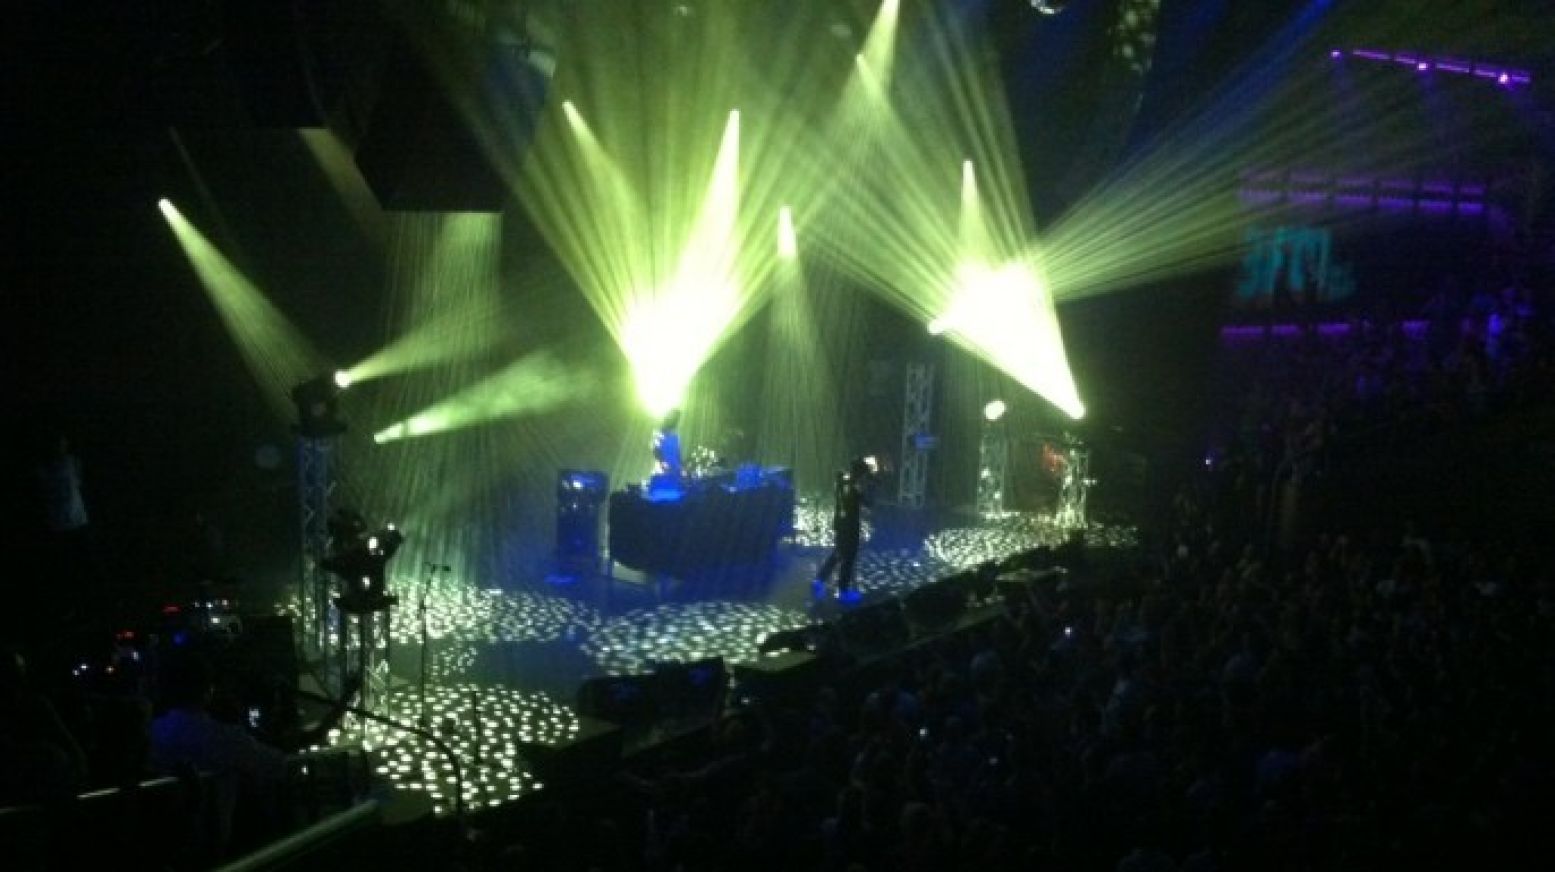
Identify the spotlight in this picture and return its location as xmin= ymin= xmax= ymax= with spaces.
xmin=291 ymin=373 xmax=348 ymax=438
xmin=983 ymin=399 xmax=1007 ymax=422
xmin=1030 ymin=0 xmax=1070 ymax=15
xmin=1498 ymin=72 xmax=1510 ymax=85
xmin=778 ymin=206 xmax=797 ymax=260
xmin=1416 ymin=61 xmax=1430 ymax=72
xmin=927 ymin=317 xmax=950 ymax=336
xmin=333 ymin=370 xmax=352 ymax=390
xmin=1329 ymin=49 xmax=1342 ymax=59
xmin=321 ymin=520 xmax=404 ymax=605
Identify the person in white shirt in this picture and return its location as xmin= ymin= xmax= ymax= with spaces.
xmin=35 ymin=435 xmax=98 ymax=596
xmin=37 ymin=436 xmax=89 ymax=535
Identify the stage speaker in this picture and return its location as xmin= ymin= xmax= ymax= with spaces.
xmin=557 ymin=470 xmax=608 ymax=571
xmin=733 ymin=651 xmax=823 ymax=703
xmin=903 ymin=575 xmax=968 ymax=634
xmin=999 ymin=545 xmax=1058 ymax=574
xmin=651 ymin=657 xmax=727 ymax=720
xmin=947 ymin=561 xmax=1000 ymax=605
xmin=757 ymin=626 xmax=815 ymax=657
xmin=354 ymin=33 xmax=547 ymax=211
xmin=996 ymin=567 xmax=1068 ymax=611
xmin=576 ymin=674 xmax=659 ymax=727
xmin=837 ymin=599 xmax=910 ymax=659
xmin=576 ymin=658 xmax=727 ymax=734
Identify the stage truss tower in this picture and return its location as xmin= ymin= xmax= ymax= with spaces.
xmin=296 ymin=436 xmax=337 ymax=667
xmin=977 ymin=425 xmax=1009 ymax=517
xmin=898 ymin=362 xmax=935 ymax=508
xmin=1055 ymin=441 xmax=1092 ymax=530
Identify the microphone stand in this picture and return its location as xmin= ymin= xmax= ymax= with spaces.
xmin=417 ymin=563 xmax=446 ymax=730
xmin=296 ymin=683 xmax=468 ymax=830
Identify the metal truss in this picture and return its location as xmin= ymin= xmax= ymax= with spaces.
xmin=898 ymin=362 xmax=935 ymax=508
xmin=296 ymin=437 xmax=337 ymax=669
xmin=976 ymin=427 xmax=1009 ymax=517
xmin=1055 ymin=443 xmax=1092 ymax=530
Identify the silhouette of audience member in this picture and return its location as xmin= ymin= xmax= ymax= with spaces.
xmin=37 ymin=436 xmax=89 ymax=536
xmin=149 ymin=651 xmax=290 ymax=849
xmin=0 ymin=646 xmax=88 ymax=805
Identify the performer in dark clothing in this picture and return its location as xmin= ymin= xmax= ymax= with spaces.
xmin=652 ymin=409 xmax=684 ymax=479
xmin=815 ymin=456 xmax=876 ymax=601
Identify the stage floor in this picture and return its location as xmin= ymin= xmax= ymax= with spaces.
xmin=302 ymin=510 xmax=1139 ymax=815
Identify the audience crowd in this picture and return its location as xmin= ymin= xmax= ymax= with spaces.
xmin=1213 ymin=278 xmax=1549 ymax=493
xmin=511 ymin=512 xmax=1553 ymax=871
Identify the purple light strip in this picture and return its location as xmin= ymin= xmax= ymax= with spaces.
xmin=1237 ymin=169 xmax=1490 ymax=216
xmin=1335 ymin=48 xmax=1530 ymax=86
xmin=1221 ymin=320 xmax=1431 ymax=343
xmin=1237 ymin=191 xmax=1489 ymax=215
xmin=1220 ymin=325 xmax=1266 ymax=338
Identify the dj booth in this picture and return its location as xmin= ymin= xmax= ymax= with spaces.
xmin=608 ymin=468 xmax=794 ymax=578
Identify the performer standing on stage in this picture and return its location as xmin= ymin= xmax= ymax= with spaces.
xmin=815 ymin=456 xmax=876 ymax=602
xmin=652 ymin=409 xmax=684 ymax=480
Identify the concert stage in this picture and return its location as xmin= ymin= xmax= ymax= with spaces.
xmin=301 ymin=508 xmax=1139 ymax=817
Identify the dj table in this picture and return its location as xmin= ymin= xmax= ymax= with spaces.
xmin=608 ymin=476 xmax=794 ymax=578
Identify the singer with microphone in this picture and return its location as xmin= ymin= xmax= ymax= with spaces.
xmin=814 ymin=456 xmax=878 ymax=602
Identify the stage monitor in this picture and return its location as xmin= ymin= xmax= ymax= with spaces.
xmin=837 ymin=599 xmax=910 ymax=660
xmin=903 ymin=575 xmax=969 ymax=634
xmin=651 ymin=657 xmax=728 ymax=721
xmin=576 ymin=674 xmax=658 ymax=727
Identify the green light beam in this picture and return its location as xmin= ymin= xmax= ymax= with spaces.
xmin=158 ymin=198 xmax=327 ymax=422
xmin=373 ymin=352 xmax=590 ymax=443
